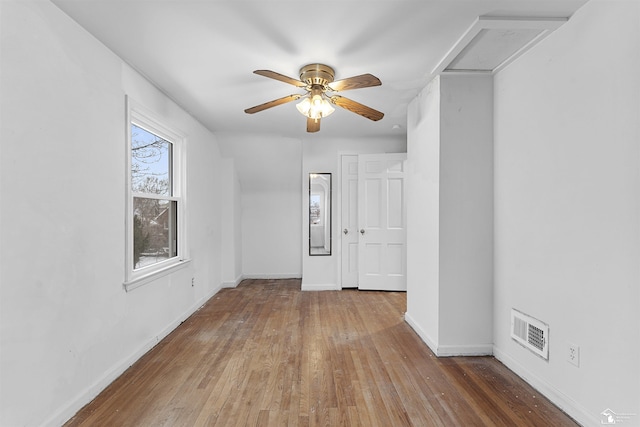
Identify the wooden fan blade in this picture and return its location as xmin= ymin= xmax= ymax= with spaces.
xmin=254 ymin=70 xmax=307 ymax=87
xmin=327 ymin=74 xmax=381 ymax=92
xmin=330 ymin=95 xmax=384 ymax=121
xmin=307 ymin=117 xmax=320 ymax=133
xmin=244 ymin=94 xmax=301 ymax=114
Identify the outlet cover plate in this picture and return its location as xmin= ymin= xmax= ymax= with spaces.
xmin=568 ymin=343 xmax=580 ymax=367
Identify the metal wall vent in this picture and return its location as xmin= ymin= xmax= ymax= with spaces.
xmin=511 ymin=309 xmax=549 ymax=360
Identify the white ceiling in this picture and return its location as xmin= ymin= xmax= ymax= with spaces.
xmin=51 ymin=0 xmax=587 ymax=139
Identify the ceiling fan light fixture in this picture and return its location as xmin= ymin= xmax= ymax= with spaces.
xmin=296 ymin=94 xmax=335 ymax=119
xmin=245 ymin=63 xmax=383 ymax=132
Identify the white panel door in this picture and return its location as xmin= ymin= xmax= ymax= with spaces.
xmin=357 ymin=153 xmax=407 ymax=291
xmin=340 ymin=155 xmax=359 ymax=288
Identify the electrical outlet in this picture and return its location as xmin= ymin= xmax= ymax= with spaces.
xmin=567 ymin=343 xmax=580 ymax=367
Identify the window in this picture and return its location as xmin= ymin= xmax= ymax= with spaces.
xmin=125 ymin=98 xmax=188 ymax=290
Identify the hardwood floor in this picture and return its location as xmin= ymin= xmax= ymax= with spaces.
xmin=65 ymin=279 xmax=578 ymax=426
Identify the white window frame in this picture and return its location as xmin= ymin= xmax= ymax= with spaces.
xmin=124 ymin=96 xmax=189 ymax=291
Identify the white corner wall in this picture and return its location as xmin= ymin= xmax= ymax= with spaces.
xmin=406 ymin=78 xmax=442 ymax=348
xmin=221 ymin=158 xmax=243 ymax=287
xmin=216 ymin=133 xmax=303 ymax=279
xmin=241 ymin=188 xmax=303 ymax=278
xmin=0 ymin=2 xmax=238 ymax=425
xmin=493 ymin=1 xmax=640 ymax=425
xmin=405 ymin=74 xmax=494 ymax=356
xmin=439 ymin=74 xmax=494 ymax=354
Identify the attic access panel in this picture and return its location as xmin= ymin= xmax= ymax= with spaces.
xmin=446 ymin=28 xmax=543 ymax=71
xmin=434 ymin=16 xmax=567 ymax=75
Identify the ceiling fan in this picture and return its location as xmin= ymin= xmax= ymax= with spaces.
xmin=244 ymin=63 xmax=384 ymax=133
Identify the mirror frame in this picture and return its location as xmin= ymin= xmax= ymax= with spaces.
xmin=309 ymin=173 xmax=332 ymax=256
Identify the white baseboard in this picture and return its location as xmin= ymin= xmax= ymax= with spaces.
xmin=436 ymin=344 xmax=493 ymax=357
xmin=404 ymin=312 xmax=492 ymax=356
xmin=404 ymin=312 xmax=439 ymax=354
xmin=222 ymin=274 xmax=243 ymax=288
xmin=493 ymin=346 xmax=595 ymax=427
xmin=301 ymin=283 xmax=340 ymax=291
xmin=44 ymin=286 xmax=221 ymax=427
xmin=242 ymin=274 xmax=302 ymax=280
xmin=222 ymin=274 xmax=303 ymax=288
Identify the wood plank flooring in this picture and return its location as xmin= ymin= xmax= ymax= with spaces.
xmin=65 ymin=279 xmax=578 ymax=426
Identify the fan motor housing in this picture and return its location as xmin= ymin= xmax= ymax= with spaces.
xmin=300 ymin=63 xmax=335 ymax=87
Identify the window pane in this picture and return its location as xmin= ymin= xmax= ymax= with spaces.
xmin=133 ymin=197 xmax=177 ymax=270
xmin=310 ymin=194 xmax=321 ymax=224
xmin=131 ymin=124 xmax=171 ymax=196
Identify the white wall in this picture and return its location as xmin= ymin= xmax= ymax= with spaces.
xmin=406 ymin=78 xmax=442 ymax=345
xmin=216 ymin=132 xmax=406 ymax=285
xmin=301 ymin=136 xmax=406 ymax=290
xmin=218 ymin=131 xmax=406 ymax=286
xmin=493 ymin=1 xmax=640 ymax=425
xmin=439 ymin=74 xmax=494 ymax=352
xmin=241 ymin=188 xmax=302 ymax=277
xmin=0 ymin=2 xmax=238 ymax=425
xmin=221 ymin=158 xmax=243 ymax=286
xmin=217 ymin=133 xmax=303 ymax=278
xmin=405 ymin=74 xmax=494 ymax=356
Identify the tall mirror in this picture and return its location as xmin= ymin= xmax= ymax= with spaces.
xmin=309 ymin=173 xmax=331 ymax=256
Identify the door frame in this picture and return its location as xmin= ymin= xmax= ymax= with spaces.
xmin=337 ymin=152 xmax=358 ymax=289
xmin=337 ymin=151 xmax=407 ymax=290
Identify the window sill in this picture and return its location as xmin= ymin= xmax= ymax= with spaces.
xmin=123 ymin=258 xmax=191 ymax=292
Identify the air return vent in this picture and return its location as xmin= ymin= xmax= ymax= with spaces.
xmin=511 ymin=309 xmax=549 ymax=360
